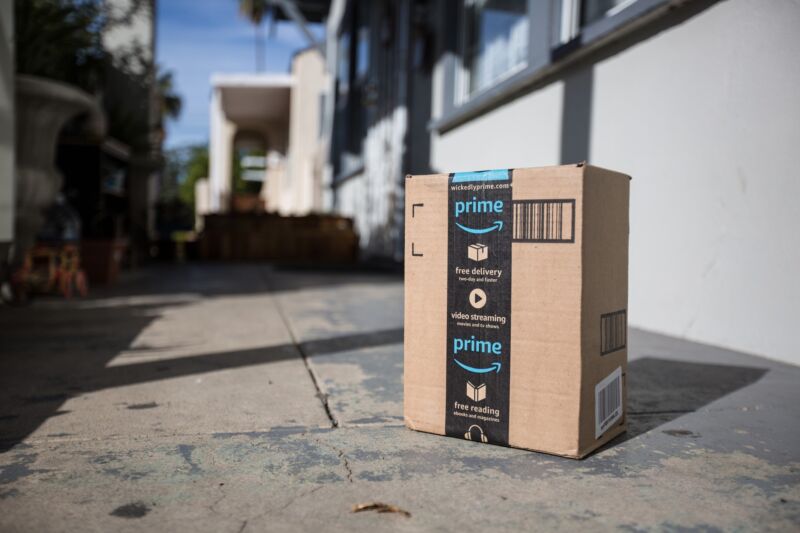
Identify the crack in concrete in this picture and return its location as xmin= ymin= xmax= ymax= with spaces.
xmin=312 ymin=437 xmax=354 ymax=483
xmin=338 ymin=449 xmax=354 ymax=483
xmin=262 ymin=270 xmax=339 ymax=429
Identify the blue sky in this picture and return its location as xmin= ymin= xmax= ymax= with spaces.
xmin=157 ymin=1 xmax=324 ymax=149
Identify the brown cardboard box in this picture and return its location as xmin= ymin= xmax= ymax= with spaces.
xmin=403 ymin=164 xmax=629 ymax=458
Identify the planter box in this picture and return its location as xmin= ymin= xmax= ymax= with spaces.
xmin=81 ymin=239 xmax=128 ymax=285
xmin=198 ymin=214 xmax=358 ymax=264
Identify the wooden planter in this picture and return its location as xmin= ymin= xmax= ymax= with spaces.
xmin=80 ymin=239 xmax=128 ymax=285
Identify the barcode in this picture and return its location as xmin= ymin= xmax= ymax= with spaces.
xmin=595 ymin=367 xmax=623 ymax=438
xmin=601 ymin=309 xmax=627 ymax=355
xmin=512 ymin=199 xmax=575 ymax=243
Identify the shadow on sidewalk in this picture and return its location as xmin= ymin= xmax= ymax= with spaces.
xmin=0 ymin=292 xmax=404 ymax=452
xmin=0 ymin=262 xmax=403 ymax=452
xmin=99 ymin=262 xmax=402 ymax=300
xmin=597 ymin=357 xmax=768 ymax=452
xmin=0 ymin=259 xmax=767 ymax=455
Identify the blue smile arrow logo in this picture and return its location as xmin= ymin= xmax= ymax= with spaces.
xmin=455 ymin=220 xmax=503 ymax=235
xmin=454 ymin=359 xmax=502 ymax=374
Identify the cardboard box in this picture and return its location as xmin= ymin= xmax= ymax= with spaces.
xmin=404 ymin=164 xmax=630 ymax=458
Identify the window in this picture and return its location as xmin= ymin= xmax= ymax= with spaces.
xmin=332 ymin=1 xmax=373 ymax=180
xmin=559 ymin=0 xmax=640 ymax=43
xmin=581 ymin=0 xmax=638 ymax=26
xmin=438 ymin=0 xmax=670 ymax=130
xmin=355 ymin=25 xmax=370 ymax=81
xmin=336 ymin=32 xmax=350 ymax=97
xmin=460 ymin=0 xmax=529 ymax=99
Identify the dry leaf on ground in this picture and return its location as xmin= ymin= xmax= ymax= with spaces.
xmin=351 ymin=502 xmax=411 ymax=518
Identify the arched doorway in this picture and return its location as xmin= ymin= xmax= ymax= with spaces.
xmin=231 ymin=130 xmax=267 ymax=212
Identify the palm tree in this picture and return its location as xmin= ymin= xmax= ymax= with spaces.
xmin=157 ymin=70 xmax=182 ymax=124
xmin=238 ymin=0 xmax=273 ymax=72
xmin=153 ymin=68 xmax=182 ymax=146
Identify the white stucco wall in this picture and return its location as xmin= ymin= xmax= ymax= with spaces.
xmin=335 ymin=105 xmax=408 ymax=260
xmin=103 ymin=0 xmax=154 ymax=72
xmin=208 ymin=87 xmax=234 ymax=213
xmin=431 ymin=0 xmax=800 ymax=365
xmin=286 ymin=49 xmax=326 ymax=215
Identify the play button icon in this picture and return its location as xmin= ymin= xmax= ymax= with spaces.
xmin=469 ymin=288 xmax=487 ymax=309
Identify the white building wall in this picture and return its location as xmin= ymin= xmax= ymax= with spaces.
xmin=194 ymin=178 xmax=209 ymax=231
xmin=432 ymin=81 xmax=563 ymax=171
xmin=102 ymin=0 xmax=154 ymax=72
xmin=332 ymin=1 xmax=411 ymax=260
xmin=431 ymin=0 xmax=800 ymax=365
xmin=208 ymin=88 xmax=234 ymax=212
xmin=286 ymin=49 xmax=326 ymax=215
xmin=336 ymin=106 xmax=408 ymax=260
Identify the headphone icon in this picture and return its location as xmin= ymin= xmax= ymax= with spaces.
xmin=464 ymin=424 xmax=488 ymax=443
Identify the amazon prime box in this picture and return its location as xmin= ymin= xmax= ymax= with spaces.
xmin=403 ymin=164 xmax=630 ymax=458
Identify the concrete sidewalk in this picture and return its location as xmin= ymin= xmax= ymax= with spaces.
xmin=0 ymin=263 xmax=798 ymax=532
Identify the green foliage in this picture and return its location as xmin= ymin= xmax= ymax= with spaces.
xmin=15 ymin=0 xmax=152 ymax=91
xmin=103 ymin=63 xmax=151 ymax=148
xmin=157 ymin=70 xmax=182 ymax=123
xmin=15 ymin=0 xmax=108 ymax=93
xmin=231 ymin=153 xmax=262 ymax=195
xmin=164 ymin=143 xmax=262 ymax=213
xmin=179 ymin=146 xmax=210 ymax=208
xmin=15 ymin=0 xmax=182 ymax=150
xmin=160 ymin=147 xmax=185 ymax=202
xmin=161 ymin=145 xmax=210 ymax=211
xmin=232 ymin=148 xmax=264 ymax=195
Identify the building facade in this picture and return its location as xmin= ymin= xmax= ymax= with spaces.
xmin=206 ymin=48 xmax=327 ymax=217
xmin=323 ymin=0 xmax=434 ymax=260
xmin=324 ymin=0 xmax=800 ymax=365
